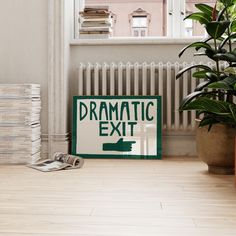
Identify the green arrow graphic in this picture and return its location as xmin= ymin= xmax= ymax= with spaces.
xmin=103 ymin=138 xmax=136 ymax=152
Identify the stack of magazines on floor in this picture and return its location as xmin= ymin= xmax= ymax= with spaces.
xmin=0 ymin=84 xmax=41 ymax=164
xmin=79 ymin=6 xmax=112 ymax=39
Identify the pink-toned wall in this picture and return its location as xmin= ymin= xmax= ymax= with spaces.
xmin=86 ymin=0 xmax=165 ymax=36
xmin=111 ymin=2 xmax=164 ymax=36
xmin=85 ymin=0 xmax=216 ymax=37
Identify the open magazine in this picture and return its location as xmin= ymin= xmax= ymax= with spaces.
xmin=27 ymin=152 xmax=84 ymax=172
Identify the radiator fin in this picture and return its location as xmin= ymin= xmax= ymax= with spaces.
xmin=78 ymin=62 xmax=209 ymax=132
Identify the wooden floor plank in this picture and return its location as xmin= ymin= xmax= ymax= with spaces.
xmin=0 ymin=157 xmax=236 ymax=235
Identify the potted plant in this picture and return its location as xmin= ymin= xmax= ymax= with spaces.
xmin=176 ymin=0 xmax=236 ymax=174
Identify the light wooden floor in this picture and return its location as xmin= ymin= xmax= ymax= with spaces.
xmin=0 ymin=157 xmax=236 ymax=236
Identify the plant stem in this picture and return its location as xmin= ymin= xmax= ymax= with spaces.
xmin=214 ymin=38 xmax=224 ymax=100
xmin=225 ymin=8 xmax=232 ymax=55
xmin=214 ymin=38 xmax=220 ymax=79
xmin=225 ymin=7 xmax=233 ymax=102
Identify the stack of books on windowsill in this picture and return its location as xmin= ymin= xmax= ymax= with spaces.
xmin=0 ymin=84 xmax=41 ymax=164
xmin=79 ymin=6 xmax=112 ymax=39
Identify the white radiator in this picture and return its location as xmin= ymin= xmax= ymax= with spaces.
xmin=77 ymin=62 xmax=213 ymax=132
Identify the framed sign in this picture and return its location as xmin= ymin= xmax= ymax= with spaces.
xmin=72 ymin=96 xmax=162 ymax=159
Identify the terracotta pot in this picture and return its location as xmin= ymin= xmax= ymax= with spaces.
xmin=196 ymin=123 xmax=236 ymax=174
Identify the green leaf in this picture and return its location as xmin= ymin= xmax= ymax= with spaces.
xmin=194 ymin=37 xmax=213 ymax=51
xmin=230 ymin=20 xmax=236 ymax=32
xmin=179 ymin=91 xmax=208 ymax=110
xmin=176 ymin=65 xmax=212 ymax=79
xmin=205 ymin=48 xmax=217 ymax=60
xmin=198 ymin=116 xmax=219 ymax=129
xmin=208 ymin=81 xmax=232 ymax=89
xmin=178 ymin=42 xmax=212 ymax=57
xmin=182 ymin=97 xmax=232 ymax=115
xmin=195 ymin=4 xmax=213 ymax=16
xmin=220 ymin=73 xmax=228 ymax=80
xmin=192 ymin=70 xmax=209 ymax=78
xmin=206 ymin=21 xmax=230 ymax=39
xmin=194 ymin=81 xmax=212 ymax=91
xmin=219 ymin=32 xmax=236 ymax=49
xmin=223 ymin=75 xmax=236 ymax=84
xmin=205 ymin=72 xmax=219 ymax=81
xmin=219 ymin=0 xmax=235 ymax=6
xmin=199 ymin=112 xmax=236 ymax=129
xmin=213 ymin=52 xmax=236 ymax=62
xmin=184 ymin=12 xmax=211 ymax=25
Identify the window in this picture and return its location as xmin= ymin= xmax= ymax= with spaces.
xmin=75 ymin=0 xmax=216 ymax=39
xmin=132 ymin=16 xmax=147 ymax=28
xmin=130 ymin=9 xmax=150 ymax=37
xmin=185 ymin=18 xmax=193 ymax=37
xmin=132 ymin=16 xmax=148 ymax=37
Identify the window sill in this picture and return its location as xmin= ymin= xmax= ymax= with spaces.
xmin=70 ymin=37 xmax=203 ymax=46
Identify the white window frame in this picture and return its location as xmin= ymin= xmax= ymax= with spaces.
xmin=74 ymin=0 xmax=196 ymax=40
xmin=167 ymin=0 xmax=185 ymax=37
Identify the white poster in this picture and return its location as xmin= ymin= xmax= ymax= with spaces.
xmin=72 ymin=96 xmax=162 ymax=159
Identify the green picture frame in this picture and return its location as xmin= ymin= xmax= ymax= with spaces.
xmin=72 ymin=96 xmax=162 ymax=159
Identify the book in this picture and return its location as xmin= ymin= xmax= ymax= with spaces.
xmin=0 ymin=84 xmax=40 ymax=98
xmin=79 ymin=6 xmax=112 ymax=39
xmin=80 ymin=27 xmax=111 ymax=32
xmin=0 ymin=84 xmax=41 ymax=165
xmin=81 ymin=21 xmax=111 ymax=28
xmin=0 ymin=98 xmax=41 ymax=112
xmin=0 ymin=111 xmax=40 ymax=125
xmin=0 ymin=152 xmax=41 ymax=164
xmin=80 ymin=14 xmax=110 ymax=19
xmin=27 ymin=152 xmax=84 ymax=172
xmin=81 ymin=18 xmax=111 ymax=23
xmin=84 ymin=6 xmax=109 ymax=11
xmin=0 ymin=124 xmax=41 ymax=140
xmin=84 ymin=6 xmax=109 ymax=14
xmin=0 ymin=139 xmax=41 ymax=154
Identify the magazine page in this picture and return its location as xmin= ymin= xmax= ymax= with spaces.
xmin=53 ymin=152 xmax=84 ymax=169
xmin=27 ymin=159 xmax=71 ymax=172
xmin=27 ymin=152 xmax=84 ymax=172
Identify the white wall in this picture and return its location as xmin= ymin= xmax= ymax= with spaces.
xmin=0 ymin=0 xmax=202 ymax=157
xmin=0 ymin=0 xmax=74 ymax=158
xmin=70 ymin=43 xmax=196 ymax=64
xmin=0 ymin=0 xmax=48 ymax=134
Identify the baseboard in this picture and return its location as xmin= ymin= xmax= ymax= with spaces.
xmin=163 ymin=133 xmax=197 ymax=156
xmin=41 ymin=132 xmax=196 ymax=158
